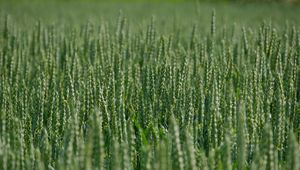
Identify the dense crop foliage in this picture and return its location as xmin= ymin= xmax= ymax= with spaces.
xmin=0 ymin=3 xmax=300 ymax=170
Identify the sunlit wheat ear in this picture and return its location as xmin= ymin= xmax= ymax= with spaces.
xmin=286 ymin=130 xmax=300 ymax=170
xmin=211 ymin=10 xmax=216 ymax=38
xmin=170 ymin=116 xmax=185 ymax=170
xmin=237 ymin=101 xmax=246 ymax=170
xmin=185 ymin=128 xmax=197 ymax=170
xmin=223 ymin=134 xmax=232 ymax=170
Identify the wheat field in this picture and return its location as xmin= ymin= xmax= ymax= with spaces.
xmin=0 ymin=1 xmax=299 ymax=170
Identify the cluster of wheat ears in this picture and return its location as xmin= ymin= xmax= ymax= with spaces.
xmin=0 ymin=11 xmax=299 ymax=170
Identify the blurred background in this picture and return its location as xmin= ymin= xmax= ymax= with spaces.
xmin=1 ymin=0 xmax=299 ymax=35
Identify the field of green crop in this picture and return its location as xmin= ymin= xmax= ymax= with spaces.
xmin=0 ymin=1 xmax=300 ymax=170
